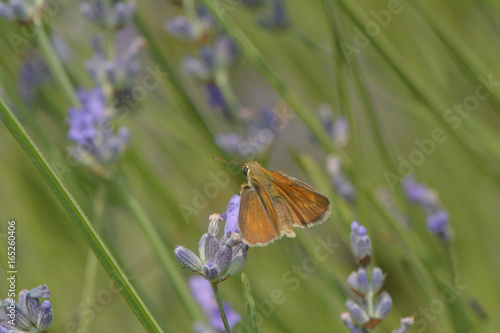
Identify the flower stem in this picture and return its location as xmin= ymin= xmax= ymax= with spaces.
xmin=211 ymin=283 xmax=231 ymax=333
xmin=79 ymin=182 xmax=108 ymax=333
xmin=34 ymin=23 xmax=79 ymax=107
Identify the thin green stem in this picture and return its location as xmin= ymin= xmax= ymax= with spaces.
xmin=241 ymin=273 xmax=258 ymax=333
xmin=79 ymin=183 xmax=108 ymax=333
xmin=211 ymin=283 xmax=231 ymax=333
xmin=0 ymin=98 xmax=163 ymax=332
xmin=34 ymin=24 xmax=79 ymax=107
xmin=214 ymin=69 xmax=240 ymax=122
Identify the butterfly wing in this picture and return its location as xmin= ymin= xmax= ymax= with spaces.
xmin=239 ymin=180 xmax=283 ymax=246
xmin=269 ymin=171 xmax=331 ymax=228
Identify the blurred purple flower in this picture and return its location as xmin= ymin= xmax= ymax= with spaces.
xmin=80 ymin=0 xmax=136 ymax=30
xmin=18 ymin=52 xmax=51 ymax=102
xmin=0 ymin=0 xmax=44 ymax=23
xmin=215 ymin=133 xmax=242 ymax=154
xmin=257 ymin=0 xmax=288 ymax=30
xmin=86 ymin=35 xmax=144 ymax=91
xmin=426 ymin=210 xmax=449 ymax=233
xmin=189 ymin=276 xmax=241 ymax=331
xmin=402 ymin=176 xmax=428 ymax=204
xmin=326 ymin=155 xmax=356 ymax=202
xmin=165 ymin=5 xmax=214 ymax=43
xmin=67 ymin=87 xmax=130 ymax=165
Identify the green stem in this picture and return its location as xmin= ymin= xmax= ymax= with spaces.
xmin=0 ymin=98 xmax=163 ymax=332
xmin=214 ymin=69 xmax=240 ymax=122
xmin=34 ymin=24 xmax=79 ymax=107
xmin=211 ymin=283 xmax=231 ymax=333
xmin=113 ymin=175 xmax=205 ymax=322
xmin=241 ymin=273 xmax=258 ymax=333
xmin=79 ymin=183 xmax=108 ymax=333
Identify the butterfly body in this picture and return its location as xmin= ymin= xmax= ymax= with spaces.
xmin=238 ymin=161 xmax=331 ymax=246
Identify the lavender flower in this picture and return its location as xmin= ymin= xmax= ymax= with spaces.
xmin=189 ymin=276 xmax=241 ymax=332
xmin=327 ymin=155 xmax=356 ymax=202
xmin=18 ymin=52 xmax=51 ymax=102
xmin=319 ymin=104 xmax=350 ymax=149
xmin=0 ymin=285 xmax=53 ymax=333
xmin=80 ymin=0 xmax=136 ymax=31
xmin=67 ymin=86 xmax=130 ymax=167
xmin=175 ymin=210 xmax=248 ymax=284
xmin=165 ymin=5 xmax=214 ymax=43
xmin=0 ymin=0 xmax=45 ymax=24
xmin=257 ymin=0 xmax=288 ymax=29
xmin=86 ymin=35 xmax=145 ymax=91
xmin=182 ymin=35 xmax=238 ymax=82
xmin=403 ymin=176 xmax=453 ymax=241
xmin=402 ymin=176 xmax=428 ymax=204
xmin=392 ymin=317 xmax=414 ymax=333
xmin=341 ymin=221 xmax=413 ymax=332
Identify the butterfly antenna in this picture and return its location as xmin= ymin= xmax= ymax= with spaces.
xmin=257 ymin=142 xmax=272 ymax=162
xmin=212 ymin=156 xmax=242 ymax=165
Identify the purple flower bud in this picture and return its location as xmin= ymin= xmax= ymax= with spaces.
xmin=403 ymin=176 xmax=428 ymax=203
xmin=426 ymin=210 xmax=449 ymax=233
xmin=357 ymin=268 xmax=369 ymax=295
xmin=37 ymin=300 xmax=53 ymax=331
xmin=214 ymin=245 xmax=232 ymax=276
xmin=374 ymin=291 xmax=392 ymax=320
xmin=110 ymin=1 xmax=136 ymax=29
xmin=354 ymin=226 xmax=372 ymax=267
xmin=345 ymin=299 xmax=369 ymax=325
xmin=165 ymin=16 xmax=194 ymax=40
xmin=25 ymin=293 xmax=42 ymax=325
xmin=224 ymin=243 xmax=248 ymax=278
xmin=346 ymin=271 xmax=359 ymax=291
xmin=370 ymin=267 xmax=385 ymax=295
xmin=392 ymin=316 xmax=414 ymax=333
xmin=203 ymin=262 xmax=220 ymax=282
xmin=333 ymin=115 xmax=350 ymax=148
xmin=182 ymin=55 xmax=211 ymax=81
xmin=203 ymin=234 xmax=220 ymax=263
xmin=257 ymin=0 xmax=288 ymax=30
xmin=214 ymin=35 xmax=238 ymax=70
xmin=222 ymin=195 xmax=240 ymax=234
xmin=174 ymin=246 xmax=203 ymax=272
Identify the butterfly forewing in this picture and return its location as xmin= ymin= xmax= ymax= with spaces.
xmin=239 ymin=183 xmax=282 ymax=246
xmin=269 ymin=171 xmax=331 ymax=227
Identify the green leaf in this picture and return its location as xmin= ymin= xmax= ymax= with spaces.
xmin=241 ymin=272 xmax=259 ymax=333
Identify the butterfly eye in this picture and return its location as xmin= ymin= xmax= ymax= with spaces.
xmin=243 ymin=166 xmax=249 ymax=176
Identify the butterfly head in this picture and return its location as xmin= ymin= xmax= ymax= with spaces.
xmin=242 ymin=161 xmax=260 ymax=177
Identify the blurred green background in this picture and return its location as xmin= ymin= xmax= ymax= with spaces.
xmin=1 ymin=0 xmax=500 ymax=332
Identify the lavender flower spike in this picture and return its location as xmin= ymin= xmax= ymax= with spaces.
xmin=174 ymin=199 xmax=249 ymax=283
